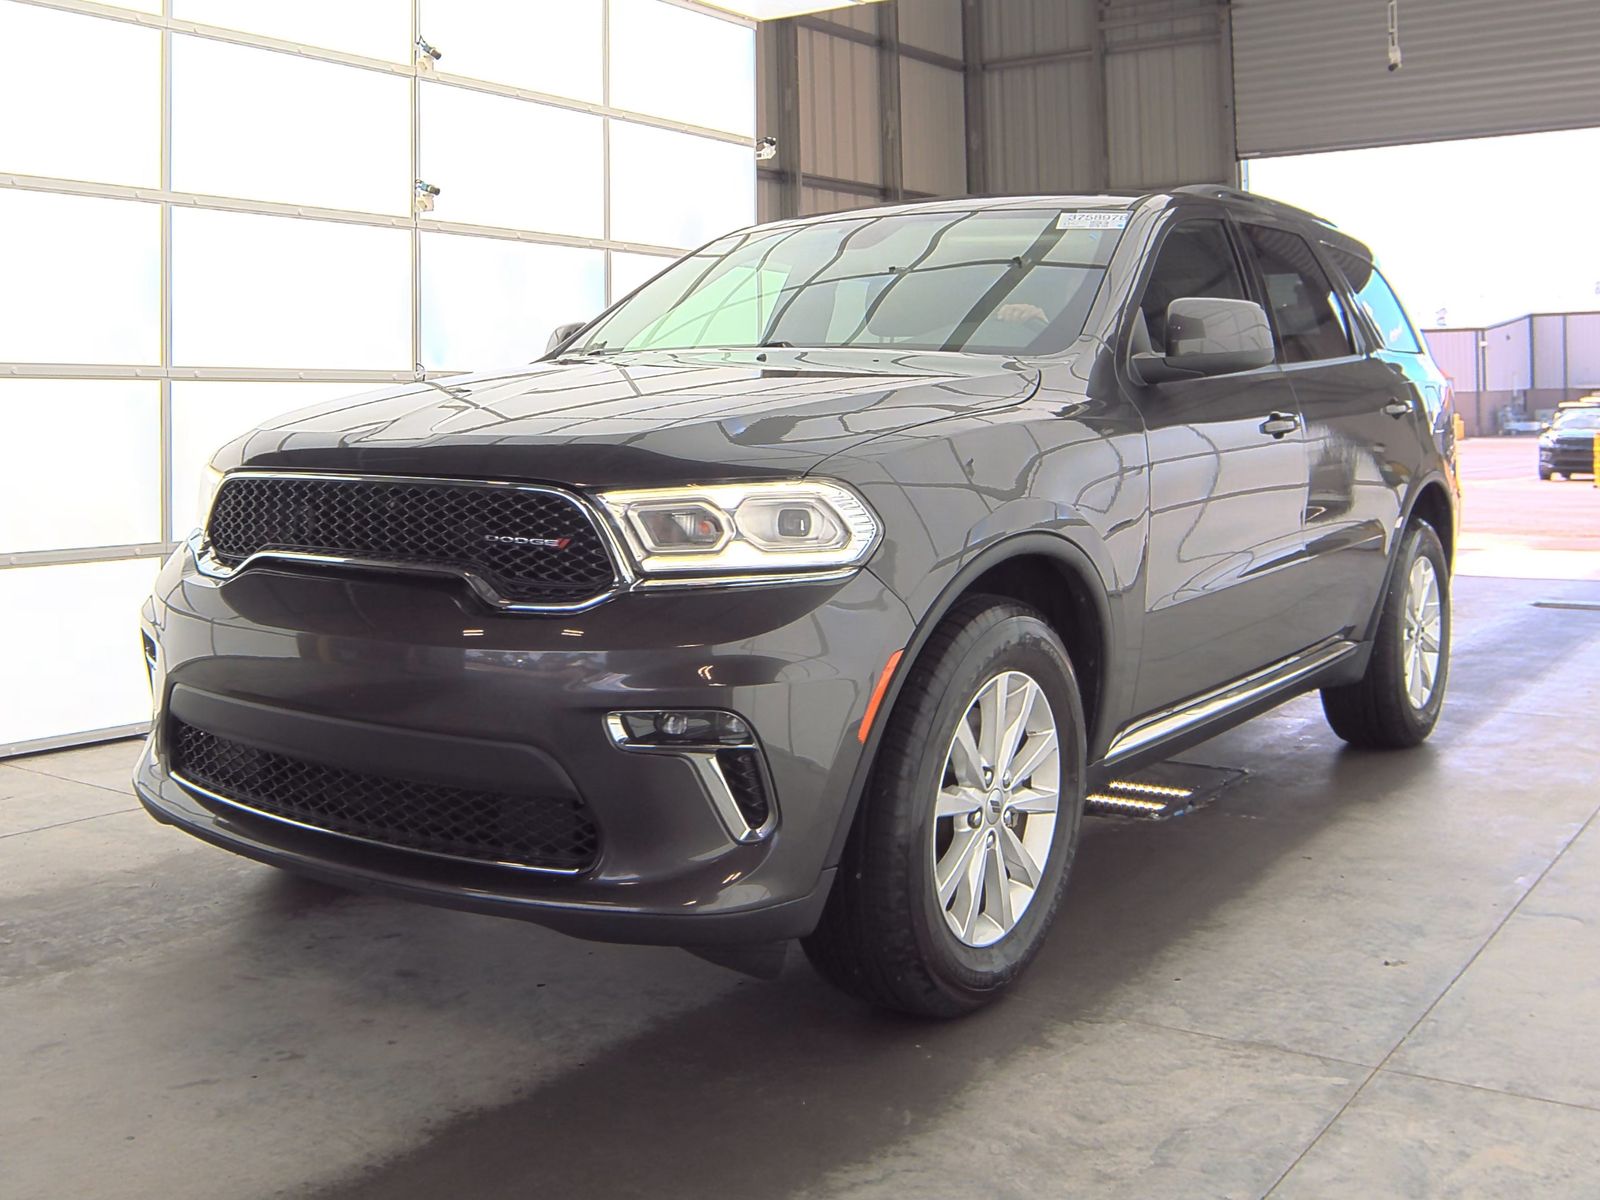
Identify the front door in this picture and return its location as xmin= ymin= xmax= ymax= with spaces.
xmin=1124 ymin=217 xmax=1313 ymax=717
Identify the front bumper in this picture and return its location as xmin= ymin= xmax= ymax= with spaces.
xmin=1540 ymin=443 xmax=1597 ymax=473
xmin=137 ymin=548 xmax=913 ymax=945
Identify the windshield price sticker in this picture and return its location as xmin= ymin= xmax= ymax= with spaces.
xmin=1057 ymin=211 xmax=1129 ymax=230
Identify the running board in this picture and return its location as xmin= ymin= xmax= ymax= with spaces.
xmin=1102 ymin=638 xmax=1359 ymax=766
xmin=1086 ymin=761 xmax=1246 ymax=821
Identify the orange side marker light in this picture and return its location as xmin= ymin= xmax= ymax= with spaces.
xmin=857 ymin=649 xmax=905 ymax=743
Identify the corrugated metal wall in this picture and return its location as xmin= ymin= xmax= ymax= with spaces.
xmin=759 ymin=0 xmax=1600 ymax=224
xmin=755 ymin=0 xmax=1234 ymax=222
xmin=1423 ymin=329 xmax=1481 ymax=393
xmin=756 ymin=1 xmax=967 ymax=220
xmin=976 ymin=0 xmax=1104 ymax=193
xmin=1485 ymin=317 xmax=1533 ymax=394
xmin=1233 ymin=0 xmax=1600 ymax=158
xmin=1423 ymin=313 xmax=1600 ymax=436
xmin=1565 ymin=314 xmax=1600 ymax=387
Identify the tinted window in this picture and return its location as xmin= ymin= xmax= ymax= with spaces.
xmin=1136 ymin=220 xmax=1246 ymax=355
xmin=1327 ymin=248 xmax=1422 ymax=353
xmin=1242 ymin=225 xmax=1353 ymax=364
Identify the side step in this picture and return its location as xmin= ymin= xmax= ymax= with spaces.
xmin=1086 ymin=760 xmax=1245 ymax=821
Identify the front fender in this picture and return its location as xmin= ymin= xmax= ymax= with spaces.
xmin=809 ymin=385 xmax=1150 ymax=871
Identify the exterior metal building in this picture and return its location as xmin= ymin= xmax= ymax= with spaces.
xmin=757 ymin=0 xmax=1237 ymax=220
xmin=1425 ymin=314 xmax=1600 ymax=437
xmin=758 ymin=0 xmax=1600 ymax=222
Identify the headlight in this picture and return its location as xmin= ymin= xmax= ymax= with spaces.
xmin=195 ymin=462 xmax=226 ymax=534
xmin=597 ymin=480 xmax=879 ymax=577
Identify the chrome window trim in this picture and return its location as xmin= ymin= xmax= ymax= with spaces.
xmin=169 ymin=769 xmax=589 ymax=877
xmin=191 ymin=470 xmax=634 ymax=614
xmin=191 ymin=469 xmax=864 ymax=610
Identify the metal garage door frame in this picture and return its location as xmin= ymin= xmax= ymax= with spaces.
xmin=1232 ymin=0 xmax=1600 ymax=158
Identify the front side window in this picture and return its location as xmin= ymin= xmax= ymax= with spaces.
xmin=1327 ymin=247 xmax=1423 ymax=354
xmin=1135 ymin=219 xmax=1246 ymax=355
xmin=1554 ymin=407 xmax=1600 ymax=431
xmin=1242 ymin=225 xmax=1354 ymax=364
xmin=574 ymin=208 xmax=1126 ymax=357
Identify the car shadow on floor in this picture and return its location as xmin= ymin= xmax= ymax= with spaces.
xmin=275 ymin=759 xmax=1431 ymax=1200
xmin=255 ymin=584 xmax=1600 ymax=1198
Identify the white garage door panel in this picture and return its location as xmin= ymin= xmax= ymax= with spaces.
xmin=0 ymin=0 xmax=757 ymax=755
xmin=1233 ymin=0 xmax=1600 ymax=157
xmin=0 ymin=558 xmax=161 ymax=753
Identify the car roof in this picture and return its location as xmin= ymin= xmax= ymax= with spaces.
xmin=743 ymin=187 xmax=1376 ymax=263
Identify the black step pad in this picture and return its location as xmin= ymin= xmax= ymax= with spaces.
xmin=1086 ymin=760 xmax=1246 ymax=820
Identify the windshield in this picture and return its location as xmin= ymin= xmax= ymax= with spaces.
xmin=575 ymin=207 xmax=1127 ymax=358
xmin=1554 ymin=408 xmax=1600 ymax=430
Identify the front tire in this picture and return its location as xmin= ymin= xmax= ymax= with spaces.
xmin=1321 ymin=521 xmax=1450 ymax=748
xmin=803 ymin=597 xmax=1086 ymax=1017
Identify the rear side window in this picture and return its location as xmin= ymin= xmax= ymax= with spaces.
xmin=1327 ymin=248 xmax=1422 ymax=353
xmin=1241 ymin=225 xmax=1354 ymax=364
xmin=1137 ymin=220 xmax=1247 ymax=355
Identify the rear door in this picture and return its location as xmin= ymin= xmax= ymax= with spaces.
xmin=1236 ymin=222 xmax=1410 ymax=645
xmin=1325 ymin=244 xmax=1455 ymax=462
xmin=1123 ymin=213 xmax=1313 ymax=717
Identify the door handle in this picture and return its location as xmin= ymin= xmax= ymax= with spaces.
xmin=1259 ymin=412 xmax=1299 ymax=438
xmin=1383 ymin=398 xmax=1412 ymax=418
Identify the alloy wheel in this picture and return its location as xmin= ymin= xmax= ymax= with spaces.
xmin=930 ymin=670 xmax=1060 ymax=947
xmin=1402 ymin=555 xmax=1443 ymax=709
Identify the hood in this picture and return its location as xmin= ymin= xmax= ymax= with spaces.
xmin=223 ymin=348 xmax=1041 ymax=488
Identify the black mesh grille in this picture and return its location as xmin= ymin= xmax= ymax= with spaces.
xmin=206 ymin=475 xmax=616 ymax=604
xmin=717 ymin=748 xmax=772 ymax=830
xmin=169 ymin=721 xmax=599 ymax=871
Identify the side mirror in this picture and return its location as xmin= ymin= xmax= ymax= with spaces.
xmin=545 ymin=322 xmax=587 ymax=356
xmin=1131 ymin=297 xmax=1275 ymax=384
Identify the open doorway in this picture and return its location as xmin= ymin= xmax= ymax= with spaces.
xmin=1246 ymin=128 xmax=1600 ymax=582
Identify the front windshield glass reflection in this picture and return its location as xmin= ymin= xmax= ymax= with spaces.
xmin=576 ymin=208 xmax=1127 ymax=357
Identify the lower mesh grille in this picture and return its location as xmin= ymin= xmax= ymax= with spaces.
xmin=168 ymin=721 xmax=598 ymax=871
xmin=717 ymin=748 xmax=772 ymax=830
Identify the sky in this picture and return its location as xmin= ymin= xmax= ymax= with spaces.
xmin=1244 ymin=126 xmax=1600 ymax=330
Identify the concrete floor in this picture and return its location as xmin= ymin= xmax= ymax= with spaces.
xmin=4 ymin=449 xmax=1599 ymax=1198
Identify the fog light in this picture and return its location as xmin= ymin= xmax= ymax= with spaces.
xmin=610 ymin=710 xmax=753 ymax=748
xmin=605 ymin=709 xmax=776 ymax=842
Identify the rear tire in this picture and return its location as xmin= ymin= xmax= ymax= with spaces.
xmin=802 ymin=596 xmax=1086 ymax=1018
xmin=1321 ymin=522 xmax=1450 ymax=749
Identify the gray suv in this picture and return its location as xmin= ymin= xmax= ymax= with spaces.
xmin=137 ymin=186 xmax=1459 ymax=1016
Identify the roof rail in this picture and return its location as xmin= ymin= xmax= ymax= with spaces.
xmin=1171 ymin=183 xmax=1338 ymax=229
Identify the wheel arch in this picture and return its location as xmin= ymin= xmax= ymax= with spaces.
xmin=824 ymin=532 xmax=1115 ymax=869
xmin=1407 ymin=477 xmax=1456 ymax=569
xmin=1358 ymin=474 xmax=1457 ymax=647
